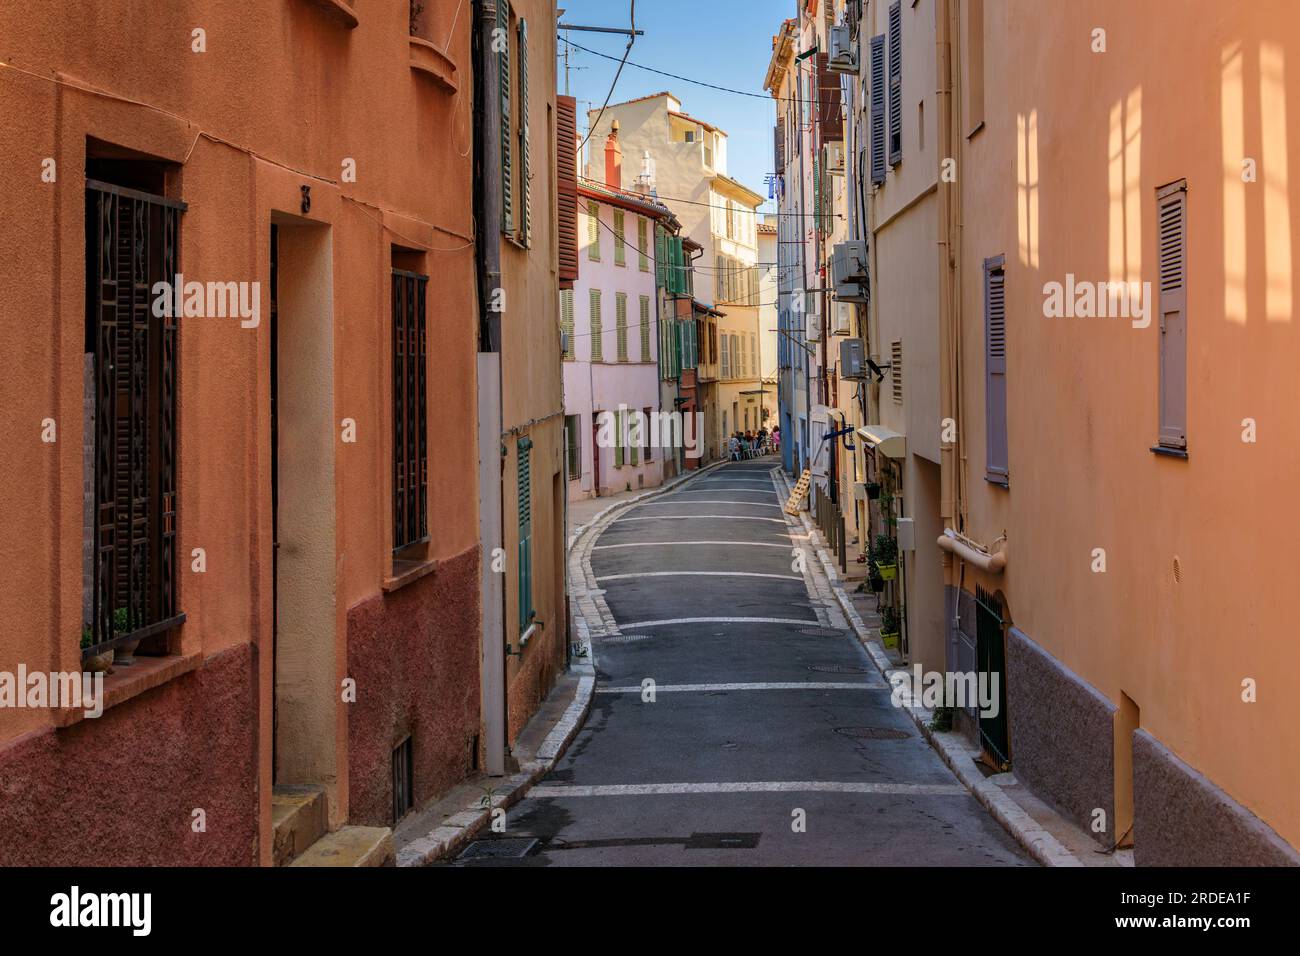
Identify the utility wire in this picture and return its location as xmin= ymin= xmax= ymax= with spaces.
xmin=579 ymin=176 xmax=842 ymax=221
xmin=574 ymin=1 xmax=636 ymax=155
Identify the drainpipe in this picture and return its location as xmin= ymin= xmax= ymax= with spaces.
xmin=475 ymin=0 xmax=507 ymax=777
xmin=935 ymin=0 xmax=958 ymax=550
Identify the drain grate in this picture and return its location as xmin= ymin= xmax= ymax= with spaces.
xmin=685 ymin=832 xmax=761 ymax=850
xmin=458 ymin=837 xmax=540 ymax=861
xmin=800 ymin=627 xmax=846 ymax=637
xmin=833 ymin=726 xmax=911 ymax=740
xmin=808 ymin=663 xmax=871 ymax=674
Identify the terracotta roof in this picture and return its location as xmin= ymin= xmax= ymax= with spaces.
xmin=757 ymin=222 xmax=778 ymax=234
xmin=669 ymin=109 xmax=726 ymax=137
xmin=577 ymin=179 xmax=674 ymax=221
xmin=592 ymin=91 xmax=677 ymax=114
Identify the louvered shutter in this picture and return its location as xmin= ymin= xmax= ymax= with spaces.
xmin=638 ymin=218 xmax=649 ymax=271
xmin=816 ymin=52 xmax=843 ymax=142
xmin=589 ymin=289 xmax=602 ymax=361
xmin=587 ymin=200 xmax=600 ymax=260
xmin=891 ymin=339 xmax=904 ymax=404
xmin=887 ymin=1 xmax=902 ymax=166
xmin=655 ymin=226 xmax=667 ymax=287
xmin=614 ymin=409 xmax=624 ymax=467
xmin=614 ymin=209 xmax=626 ymax=265
xmin=499 ymin=0 xmax=513 ymax=234
xmin=616 ymin=292 xmax=628 ymax=361
xmin=561 ymin=289 xmax=574 ymax=360
xmin=870 ymin=35 xmax=886 ymax=184
xmin=516 ymin=437 xmax=533 ymax=631
xmin=774 ymin=123 xmax=785 ymax=171
xmin=1157 ymin=181 xmax=1188 ymax=449
xmin=518 ymin=18 xmax=531 ymax=246
xmin=640 ymin=295 xmax=651 ymax=360
xmin=813 ymin=152 xmax=822 ymax=233
xmin=557 ymin=95 xmax=579 ymax=284
xmin=984 ymin=255 xmax=1009 ymax=484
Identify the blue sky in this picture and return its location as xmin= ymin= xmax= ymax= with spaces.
xmin=556 ymin=0 xmax=794 ymax=213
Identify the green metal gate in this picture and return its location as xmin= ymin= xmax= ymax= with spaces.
xmin=975 ymin=585 xmax=1010 ymax=770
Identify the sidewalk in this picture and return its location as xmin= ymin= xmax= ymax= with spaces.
xmin=395 ymin=456 xmax=727 ymax=866
xmin=774 ymin=470 xmax=1133 ymax=868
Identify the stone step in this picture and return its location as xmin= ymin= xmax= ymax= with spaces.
xmin=290 ymin=826 xmax=395 ymax=867
xmin=271 ymin=784 xmax=328 ymax=867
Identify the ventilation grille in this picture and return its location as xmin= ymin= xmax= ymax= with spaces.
xmin=891 ymin=339 xmax=903 ymax=404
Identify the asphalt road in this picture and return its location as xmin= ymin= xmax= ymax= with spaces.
xmin=456 ymin=460 xmax=1033 ymax=866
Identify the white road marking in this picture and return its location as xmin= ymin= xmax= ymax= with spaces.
xmin=529 ymin=782 xmax=967 ymax=798
xmin=633 ymin=500 xmax=781 ymax=508
xmin=612 ymin=515 xmax=787 ymax=524
xmin=595 ymin=681 xmax=885 ymax=693
xmin=619 ymin=617 xmax=818 ymax=628
xmin=592 ymin=541 xmax=793 ymax=550
xmin=596 ymin=571 xmax=802 ymax=582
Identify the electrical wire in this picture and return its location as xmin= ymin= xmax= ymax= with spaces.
xmin=574 ymin=1 xmax=636 ymax=155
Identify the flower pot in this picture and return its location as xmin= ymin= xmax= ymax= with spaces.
xmin=876 ymin=562 xmax=897 ymax=581
xmin=82 ymin=649 xmax=114 ymax=674
xmin=880 ymin=630 xmax=899 ymax=649
xmin=866 ymin=482 xmax=881 ymax=500
xmin=870 ymin=574 xmax=885 ymax=593
xmin=112 ymin=637 xmax=141 ymax=666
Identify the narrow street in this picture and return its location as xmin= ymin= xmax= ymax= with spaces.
xmin=464 ymin=460 xmax=1031 ymax=866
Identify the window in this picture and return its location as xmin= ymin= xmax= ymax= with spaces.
xmin=516 ymin=437 xmax=534 ymax=630
xmin=614 ymin=209 xmax=626 ymax=266
xmin=966 ymin=0 xmax=985 ymax=136
xmin=887 ymin=1 xmax=903 ymax=166
xmin=560 ymin=289 xmax=574 ymax=360
xmin=891 ymin=339 xmax=904 ymax=404
xmin=589 ymin=289 xmax=603 ymax=361
xmin=565 ymin=414 xmax=580 ymax=479
xmin=84 ymin=180 xmax=184 ymax=650
xmin=587 ymin=200 xmax=600 ymax=260
xmin=616 ymin=292 xmax=629 ymax=361
xmin=870 ymin=34 xmax=886 ymax=183
xmin=498 ymin=2 xmax=532 ymax=238
xmin=984 ymin=255 xmax=1008 ymax=485
xmin=614 ymin=409 xmax=625 ymax=467
xmin=643 ymin=406 xmax=654 ymax=462
xmin=720 ymin=333 xmax=731 ymax=378
xmin=637 ymin=217 xmax=649 ymax=271
xmin=1156 ymin=180 xmax=1188 ymax=452
xmin=392 ymin=268 xmax=430 ymax=551
xmin=750 ymin=332 xmax=758 ymax=378
xmin=640 ymin=295 xmax=651 ymax=361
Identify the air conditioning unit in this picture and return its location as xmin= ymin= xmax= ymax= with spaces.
xmin=805 ymin=293 xmax=822 ymax=340
xmin=830 ymin=240 xmax=869 ymax=302
xmin=823 ymin=142 xmax=846 ymax=175
xmin=840 ymin=337 xmax=867 ymax=379
xmin=831 ymin=300 xmax=853 ymax=336
xmin=828 ymin=24 xmax=857 ymax=74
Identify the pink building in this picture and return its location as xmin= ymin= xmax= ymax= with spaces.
xmin=563 ymin=130 xmax=676 ymax=499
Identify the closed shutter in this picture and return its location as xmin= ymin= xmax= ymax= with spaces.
xmin=560 ymin=289 xmax=574 ymax=360
xmin=984 ymin=255 xmax=1009 ymax=484
xmin=518 ymin=18 xmax=532 ymax=246
xmin=638 ymin=217 xmax=649 ymax=271
xmin=887 ymin=1 xmax=902 ymax=166
xmin=816 ymin=51 xmax=843 ymax=142
xmin=630 ymin=410 xmax=639 ymax=466
xmin=654 ymin=225 xmax=667 ymax=286
xmin=616 ymin=292 xmax=628 ymax=361
xmin=557 ymin=95 xmax=579 ymax=284
xmin=499 ymin=0 xmax=513 ymax=233
xmin=870 ymin=34 xmax=886 ymax=183
xmin=516 ymin=437 xmax=533 ymax=630
xmin=614 ymin=209 xmax=626 ymax=265
xmin=614 ymin=409 xmax=624 ymax=467
xmin=774 ymin=123 xmax=785 ymax=171
xmin=589 ymin=289 xmax=602 ymax=361
xmin=587 ymin=200 xmax=600 ymax=260
xmin=640 ymin=295 xmax=651 ymax=361
xmin=720 ymin=333 xmax=730 ymax=378
xmin=565 ymin=415 xmax=580 ymax=479
xmin=1157 ymin=181 xmax=1188 ymax=449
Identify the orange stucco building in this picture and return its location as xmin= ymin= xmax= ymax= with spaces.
xmin=0 ymin=0 xmax=482 ymax=864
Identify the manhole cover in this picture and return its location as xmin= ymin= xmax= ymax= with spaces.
xmin=685 ymin=832 xmax=761 ymax=849
xmin=458 ymin=837 xmax=540 ymax=861
xmin=833 ymin=726 xmax=910 ymax=740
xmin=800 ymin=627 xmax=846 ymax=637
xmin=808 ymin=663 xmax=871 ymax=674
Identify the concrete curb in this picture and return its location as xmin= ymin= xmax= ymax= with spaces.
xmin=771 ymin=470 xmax=1082 ymax=868
xmin=398 ymin=458 xmax=730 ymax=866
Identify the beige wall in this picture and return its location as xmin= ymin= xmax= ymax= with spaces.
xmin=956 ymin=0 xmax=1300 ymax=845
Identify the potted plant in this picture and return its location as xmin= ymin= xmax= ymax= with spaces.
xmin=865 ymin=481 xmax=881 ymax=500
xmin=874 ymin=534 xmax=898 ymax=581
xmin=111 ymin=607 xmax=142 ymax=666
xmin=81 ymin=623 xmax=114 ymax=674
xmin=879 ymin=605 xmax=901 ymax=649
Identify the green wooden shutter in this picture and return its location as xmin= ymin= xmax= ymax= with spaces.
xmin=630 ymin=410 xmax=639 ymax=466
xmin=589 ymin=289 xmax=602 ymax=362
xmin=518 ymin=17 xmax=532 ymax=246
xmin=639 ymin=295 xmax=651 ymax=361
xmin=561 ymin=289 xmax=574 ymax=360
xmin=638 ymin=218 xmax=649 ymax=271
xmin=587 ymin=200 xmax=600 ymax=260
xmin=516 ymin=437 xmax=533 ymax=630
xmin=499 ymin=0 xmax=513 ymax=233
xmin=616 ymin=292 xmax=628 ymax=361
xmin=614 ymin=210 xmax=626 ymax=266
xmin=614 ymin=409 xmax=624 ymax=467
xmin=654 ymin=225 xmax=667 ymax=286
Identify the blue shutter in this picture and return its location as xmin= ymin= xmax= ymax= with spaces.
xmin=887 ymin=1 xmax=902 ymax=166
xmin=870 ymin=35 xmax=886 ymax=184
xmin=984 ymin=256 xmax=1008 ymax=485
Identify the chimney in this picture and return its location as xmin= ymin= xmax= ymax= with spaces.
xmin=632 ymin=149 xmax=656 ymax=195
xmin=604 ymin=120 xmax=623 ymax=189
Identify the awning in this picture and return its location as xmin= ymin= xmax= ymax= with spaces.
xmin=856 ymin=425 xmax=906 ymax=459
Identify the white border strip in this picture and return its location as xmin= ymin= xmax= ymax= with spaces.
xmin=530 ymin=781 xmax=967 ymax=797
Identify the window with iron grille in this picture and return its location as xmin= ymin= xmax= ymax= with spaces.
xmin=84 ymin=180 xmax=186 ymax=655
xmin=392 ymin=269 xmax=429 ymax=552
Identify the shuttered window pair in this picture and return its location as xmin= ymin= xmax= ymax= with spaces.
xmin=498 ymin=3 xmax=532 ymax=245
xmin=869 ymin=2 xmax=902 ymax=181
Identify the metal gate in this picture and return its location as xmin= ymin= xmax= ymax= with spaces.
xmin=975 ymin=585 xmax=1010 ymax=770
